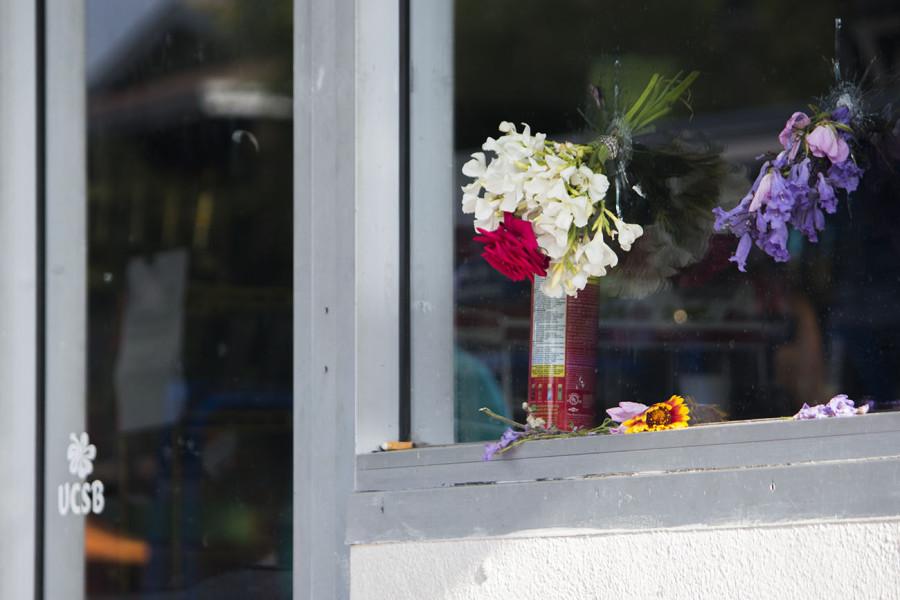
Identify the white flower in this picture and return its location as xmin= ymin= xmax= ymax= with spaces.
xmin=481 ymin=166 xmax=524 ymax=211
xmin=566 ymin=195 xmax=591 ymax=228
xmin=67 ymin=432 xmax=96 ymax=480
xmin=566 ymin=270 xmax=589 ymax=294
xmin=581 ymin=230 xmax=619 ymax=276
xmin=589 ymin=173 xmax=610 ymax=202
xmin=460 ymin=181 xmax=481 ymax=213
xmin=612 ymin=218 xmax=644 ymax=252
xmin=535 ymin=229 xmax=569 ymax=259
xmin=568 ymin=166 xmax=594 ymax=191
xmin=461 ymin=121 xmax=631 ymax=298
xmin=526 ymin=413 xmax=546 ymax=429
xmin=483 ymin=122 xmax=544 ymax=162
xmin=520 ymin=401 xmax=547 ymax=429
xmin=460 ymin=149 xmax=521 ymax=230
xmin=472 ymin=195 xmax=502 ymax=231
xmin=540 ymin=231 xmax=618 ymax=298
xmin=461 ymin=152 xmax=487 ymax=179
xmin=540 ymin=265 xmax=566 ymax=297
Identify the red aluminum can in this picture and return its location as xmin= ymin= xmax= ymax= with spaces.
xmin=527 ymin=277 xmax=599 ymax=430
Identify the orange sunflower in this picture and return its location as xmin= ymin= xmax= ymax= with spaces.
xmin=621 ymin=395 xmax=691 ymax=433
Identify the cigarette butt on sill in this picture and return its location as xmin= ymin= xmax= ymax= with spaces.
xmin=379 ymin=441 xmax=414 ymax=451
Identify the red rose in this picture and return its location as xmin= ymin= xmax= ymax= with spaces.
xmin=474 ymin=212 xmax=549 ymax=282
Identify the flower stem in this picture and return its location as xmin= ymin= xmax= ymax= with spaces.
xmin=479 ymin=407 xmax=527 ymax=430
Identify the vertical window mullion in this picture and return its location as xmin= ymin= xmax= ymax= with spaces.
xmin=0 ymin=2 xmax=39 ymax=599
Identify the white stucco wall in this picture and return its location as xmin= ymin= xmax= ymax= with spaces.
xmin=351 ymin=518 xmax=900 ymax=600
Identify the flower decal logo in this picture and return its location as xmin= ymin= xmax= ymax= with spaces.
xmin=66 ymin=432 xmax=96 ymax=479
xmin=59 ymin=431 xmax=105 ymax=516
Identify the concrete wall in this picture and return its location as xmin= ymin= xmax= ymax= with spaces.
xmin=351 ymin=518 xmax=900 ymax=600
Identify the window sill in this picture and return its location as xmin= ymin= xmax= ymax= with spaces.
xmin=348 ymin=412 xmax=900 ymax=544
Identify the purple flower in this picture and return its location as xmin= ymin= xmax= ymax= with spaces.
xmin=807 ymin=125 xmax=850 ymax=164
xmin=826 ymin=394 xmax=858 ymax=416
xmin=713 ymin=205 xmax=748 ymax=240
xmin=787 ymin=158 xmax=812 ymax=188
xmin=779 ymin=112 xmax=811 ymax=145
xmin=771 ymin=150 xmax=790 ymax=170
xmin=790 ymin=201 xmax=825 ymax=243
xmin=714 ymin=162 xmax=796 ymax=268
xmin=482 ymin=442 xmax=502 ymax=461
xmin=831 ymin=106 xmax=851 ymax=124
xmin=606 ymin=401 xmax=648 ymax=423
xmin=766 ymin=169 xmax=798 ymax=213
xmin=482 ymin=427 xmax=523 ymax=461
xmin=715 ymin=162 xmax=770 ymax=232
xmin=793 ymin=394 xmax=867 ymax=420
xmin=713 ymin=198 xmax=751 ymax=237
xmin=816 ymin=173 xmax=838 ymax=214
xmin=714 ymin=199 xmax=758 ymax=272
xmin=715 ymin=105 xmax=866 ymax=272
xmin=783 ymin=159 xmax=811 ymax=205
xmin=731 ymin=233 xmax=752 ymax=272
xmin=779 ymin=112 xmax=811 ymax=158
xmin=827 ymin=159 xmax=863 ymax=193
xmin=757 ymin=211 xmax=791 ymax=262
xmin=787 ymin=161 xmax=823 ymax=242
xmin=748 ymin=171 xmax=774 ymax=212
xmin=794 ymin=403 xmax=826 ymax=419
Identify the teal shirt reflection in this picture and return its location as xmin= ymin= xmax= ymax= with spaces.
xmin=454 ymin=347 xmax=510 ymax=443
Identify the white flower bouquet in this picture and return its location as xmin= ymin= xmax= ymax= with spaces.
xmin=461 ymin=71 xmax=700 ymax=298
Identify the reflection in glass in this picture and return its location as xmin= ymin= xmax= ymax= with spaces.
xmin=450 ymin=1 xmax=900 ymax=439
xmin=85 ymin=1 xmax=292 ymax=596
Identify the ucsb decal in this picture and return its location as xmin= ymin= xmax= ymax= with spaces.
xmin=58 ymin=432 xmax=105 ymax=516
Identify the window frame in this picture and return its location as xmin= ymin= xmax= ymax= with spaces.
xmin=0 ymin=2 xmax=39 ymax=599
xmin=347 ymin=0 xmax=900 ymax=554
xmin=294 ymin=1 xmax=358 ymax=598
xmin=10 ymin=1 xmax=900 ymax=598
xmin=43 ymin=2 xmax=88 ymax=596
xmin=30 ymin=1 xmax=348 ymax=599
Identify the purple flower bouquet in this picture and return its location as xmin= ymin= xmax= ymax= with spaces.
xmin=714 ymin=104 xmax=864 ymax=271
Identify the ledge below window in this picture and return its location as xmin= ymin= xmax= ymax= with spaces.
xmin=348 ymin=412 xmax=900 ymax=544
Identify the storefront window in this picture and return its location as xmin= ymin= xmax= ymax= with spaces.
xmin=57 ymin=1 xmax=293 ymax=596
xmin=436 ymin=1 xmax=900 ymax=441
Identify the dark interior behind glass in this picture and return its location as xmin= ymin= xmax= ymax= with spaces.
xmin=85 ymin=1 xmax=292 ymax=596
xmin=452 ymin=0 xmax=900 ymax=440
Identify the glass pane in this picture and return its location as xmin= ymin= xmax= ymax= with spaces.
xmin=443 ymin=1 xmax=900 ymax=441
xmin=74 ymin=1 xmax=291 ymax=596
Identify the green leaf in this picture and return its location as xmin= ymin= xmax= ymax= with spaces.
xmin=624 ymin=73 xmax=660 ymax=123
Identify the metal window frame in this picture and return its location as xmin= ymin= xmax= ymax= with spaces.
xmin=0 ymin=2 xmax=39 ymax=599
xmin=30 ymin=1 xmax=361 ymax=599
xmin=295 ymin=0 xmax=357 ymax=598
xmin=407 ymin=0 xmax=455 ymax=445
xmin=16 ymin=1 xmax=900 ymax=599
xmin=43 ymin=3 xmax=88 ymax=598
